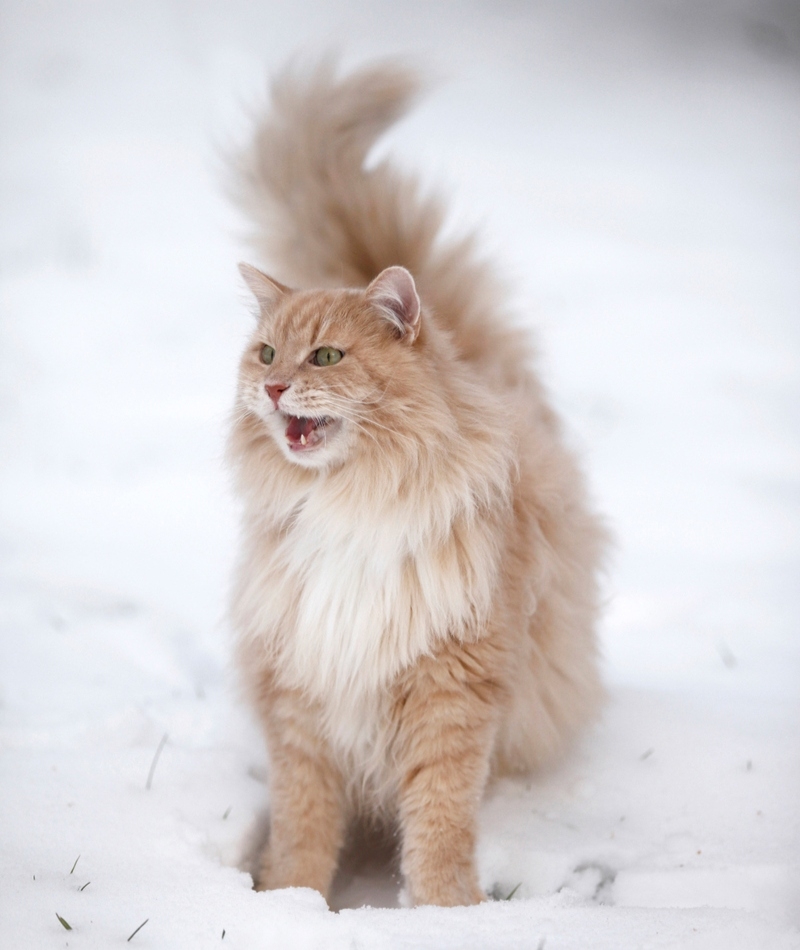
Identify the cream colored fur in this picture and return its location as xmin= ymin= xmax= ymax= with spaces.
xmin=228 ymin=58 xmax=607 ymax=907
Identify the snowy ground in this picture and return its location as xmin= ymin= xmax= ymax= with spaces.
xmin=1 ymin=1 xmax=799 ymax=947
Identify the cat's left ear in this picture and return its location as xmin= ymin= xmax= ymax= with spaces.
xmin=238 ymin=262 xmax=291 ymax=312
xmin=366 ymin=266 xmax=421 ymax=343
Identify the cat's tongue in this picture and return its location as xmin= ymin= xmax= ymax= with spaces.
xmin=285 ymin=415 xmax=318 ymax=446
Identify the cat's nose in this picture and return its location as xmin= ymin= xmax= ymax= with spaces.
xmin=266 ymin=383 xmax=289 ymax=409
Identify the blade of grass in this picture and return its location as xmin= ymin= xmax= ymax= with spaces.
xmin=504 ymin=882 xmax=522 ymax=900
xmin=56 ymin=913 xmax=72 ymax=931
xmin=70 ymin=855 xmax=80 ymax=874
xmin=127 ymin=918 xmax=149 ymax=942
xmin=79 ymin=881 xmax=91 ymax=892
xmin=145 ymin=733 xmax=168 ymax=790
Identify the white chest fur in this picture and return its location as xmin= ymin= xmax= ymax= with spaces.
xmin=253 ymin=502 xmax=453 ymax=695
xmin=235 ymin=481 xmax=498 ymax=760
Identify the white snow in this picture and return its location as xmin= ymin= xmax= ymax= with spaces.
xmin=1 ymin=1 xmax=799 ymax=947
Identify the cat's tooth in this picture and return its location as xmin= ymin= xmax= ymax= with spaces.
xmin=300 ymin=434 xmax=307 ymax=445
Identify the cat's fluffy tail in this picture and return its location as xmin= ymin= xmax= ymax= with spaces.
xmin=233 ymin=58 xmax=435 ymax=288
xmin=232 ymin=58 xmax=510 ymax=354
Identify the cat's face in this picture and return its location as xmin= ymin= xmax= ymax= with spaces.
xmin=236 ymin=265 xmax=421 ymax=471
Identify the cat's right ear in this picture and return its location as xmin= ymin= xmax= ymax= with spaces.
xmin=238 ymin=262 xmax=290 ymax=312
xmin=366 ymin=266 xmax=421 ymax=343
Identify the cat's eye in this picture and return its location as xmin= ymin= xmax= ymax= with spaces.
xmin=312 ymin=347 xmax=343 ymax=366
xmin=260 ymin=345 xmax=275 ymax=365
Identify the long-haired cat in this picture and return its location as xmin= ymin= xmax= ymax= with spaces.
xmin=227 ymin=59 xmax=606 ymax=907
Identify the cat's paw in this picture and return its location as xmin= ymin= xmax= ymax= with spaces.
xmin=408 ymin=867 xmax=485 ymax=907
xmin=254 ymin=845 xmax=334 ymax=901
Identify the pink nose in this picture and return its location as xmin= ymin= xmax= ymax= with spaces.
xmin=266 ymin=383 xmax=289 ymax=409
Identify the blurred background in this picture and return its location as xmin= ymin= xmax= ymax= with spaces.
xmin=1 ymin=0 xmax=798 ymax=940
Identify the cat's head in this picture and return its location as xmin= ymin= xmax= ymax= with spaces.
xmin=236 ymin=263 xmax=423 ymax=470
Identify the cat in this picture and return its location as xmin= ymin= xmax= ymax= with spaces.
xmin=227 ymin=58 xmax=606 ymax=908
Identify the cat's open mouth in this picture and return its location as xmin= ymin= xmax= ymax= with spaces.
xmin=284 ymin=414 xmax=337 ymax=451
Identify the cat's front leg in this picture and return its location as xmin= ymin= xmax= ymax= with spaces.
xmin=394 ymin=641 xmax=502 ymax=907
xmin=256 ymin=691 xmax=346 ymax=900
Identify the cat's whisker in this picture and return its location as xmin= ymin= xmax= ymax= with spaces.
xmin=316 ymin=395 xmax=419 ymax=449
xmin=331 ymin=409 xmax=420 ymax=460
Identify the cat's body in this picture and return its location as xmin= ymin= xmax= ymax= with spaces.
xmin=228 ymin=60 xmax=606 ymax=907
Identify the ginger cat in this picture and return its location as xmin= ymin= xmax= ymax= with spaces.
xmin=228 ymin=59 xmax=606 ymax=907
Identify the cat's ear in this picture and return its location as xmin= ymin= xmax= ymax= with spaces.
xmin=366 ymin=266 xmax=421 ymax=343
xmin=238 ymin=262 xmax=291 ymax=311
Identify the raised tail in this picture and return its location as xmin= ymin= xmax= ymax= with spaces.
xmin=231 ymin=58 xmax=434 ymax=288
xmin=231 ymin=58 xmax=521 ymax=374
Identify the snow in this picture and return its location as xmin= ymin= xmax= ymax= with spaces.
xmin=1 ymin=1 xmax=799 ymax=947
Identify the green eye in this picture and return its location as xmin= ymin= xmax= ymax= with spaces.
xmin=260 ymin=345 xmax=275 ymax=365
xmin=313 ymin=347 xmax=343 ymax=366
